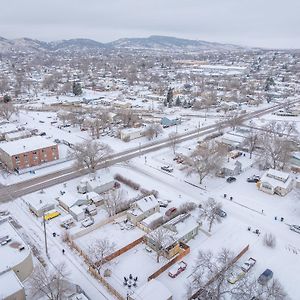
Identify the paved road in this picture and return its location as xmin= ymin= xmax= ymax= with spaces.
xmin=0 ymin=101 xmax=296 ymax=202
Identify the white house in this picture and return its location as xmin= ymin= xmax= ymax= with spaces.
xmin=127 ymin=195 xmax=160 ymax=225
xmin=120 ymin=128 xmax=145 ymax=141
xmin=259 ymin=169 xmax=293 ymax=196
xmin=86 ymin=177 xmax=116 ymax=194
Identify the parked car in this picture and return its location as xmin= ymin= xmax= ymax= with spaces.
xmin=161 ymin=165 xmax=173 ymax=173
xmin=81 ymin=218 xmax=94 ymax=228
xmin=290 ymin=225 xmax=300 ymax=234
xmin=168 ymin=261 xmax=187 ymax=278
xmin=39 ymin=132 xmax=46 ymax=136
xmin=226 ymin=176 xmax=236 ymax=183
xmin=258 ymin=269 xmax=273 ymax=285
xmin=247 ymin=175 xmax=260 ymax=183
xmin=228 ymin=270 xmax=245 ymax=284
xmin=165 ymin=207 xmax=177 ymax=217
xmin=158 ymin=200 xmax=169 ymax=208
xmin=241 ymin=257 xmax=256 ymax=272
xmin=215 ymin=208 xmax=227 ymax=218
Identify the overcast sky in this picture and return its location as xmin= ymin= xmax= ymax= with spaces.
xmin=1 ymin=0 xmax=300 ymax=48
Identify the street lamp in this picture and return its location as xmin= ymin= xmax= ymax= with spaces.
xmin=42 ymin=211 xmax=49 ymax=258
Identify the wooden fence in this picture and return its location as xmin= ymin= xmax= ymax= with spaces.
xmin=96 ymin=236 xmax=144 ymax=267
xmin=89 ymin=266 xmax=125 ymax=300
xmin=189 ymin=244 xmax=249 ymax=299
xmin=148 ymin=242 xmax=190 ymax=281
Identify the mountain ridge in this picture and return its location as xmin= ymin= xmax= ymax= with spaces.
xmin=0 ymin=35 xmax=246 ymax=53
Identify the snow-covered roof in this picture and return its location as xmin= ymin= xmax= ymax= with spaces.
xmin=27 ymin=195 xmax=55 ymax=211
xmin=0 ymin=136 xmax=56 ymax=156
xmin=5 ymin=130 xmax=30 ymax=140
xmin=129 ymin=195 xmax=159 ymax=217
xmin=131 ymin=279 xmax=172 ymax=300
xmin=59 ymin=194 xmax=78 ymax=209
xmin=260 ymin=169 xmax=292 ymax=189
xmin=141 ymin=212 xmax=163 ymax=227
xmin=265 ymin=169 xmax=290 ymax=182
xmin=0 ymin=220 xmax=31 ymax=274
xmin=0 ymin=270 xmax=24 ymax=298
xmin=221 ymin=133 xmax=245 ymax=144
xmin=69 ymin=205 xmax=84 ymax=215
xmin=85 ymin=191 xmax=101 ymax=201
xmin=0 ymin=123 xmax=18 ymax=135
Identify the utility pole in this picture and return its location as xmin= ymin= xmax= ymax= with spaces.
xmin=43 ymin=212 xmax=49 ymax=258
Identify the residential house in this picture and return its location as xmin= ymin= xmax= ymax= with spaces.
xmin=258 ymin=169 xmax=293 ymax=196
xmin=127 ymin=195 xmax=160 ymax=225
xmin=139 ymin=212 xmax=164 ymax=233
xmin=218 ymin=160 xmax=242 ymax=177
xmin=0 ymin=136 xmax=59 ymax=171
xmin=160 ymin=117 xmax=181 ymax=128
xmin=145 ymin=213 xmax=200 ymax=259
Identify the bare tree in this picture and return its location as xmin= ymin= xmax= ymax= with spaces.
xmin=225 ymin=112 xmax=243 ymax=130
xmin=183 ymin=141 xmax=226 ymax=184
xmin=29 ymin=262 xmax=72 ymax=300
xmin=169 ymin=132 xmax=179 ymax=154
xmin=245 ymin=127 xmax=259 ymax=159
xmin=103 ymin=189 xmax=125 ymax=217
xmin=257 ymin=121 xmax=297 ymax=170
xmin=188 ymin=248 xmax=289 ymax=300
xmin=69 ymin=139 xmax=111 ymax=172
xmin=144 ymin=123 xmax=163 ymax=140
xmin=188 ymin=248 xmax=235 ymax=299
xmin=177 ymin=202 xmax=197 ymax=214
xmin=147 ymin=227 xmax=170 ymax=263
xmin=263 ymin=233 xmax=276 ymax=248
xmin=199 ymin=198 xmax=223 ymax=232
xmin=0 ymin=102 xmax=18 ymax=121
xmin=87 ymin=238 xmax=115 ymax=273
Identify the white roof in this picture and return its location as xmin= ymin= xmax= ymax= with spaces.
xmin=85 ymin=191 xmax=101 ymax=201
xmin=222 ymin=133 xmax=245 ymax=144
xmin=0 ymin=221 xmax=31 ymax=273
xmin=266 ymin=169 xmax=290 ymax=181
xmin=131 ymin=279 xmax=172 ymax=300
xmin=59 ymin=194 xmax=78 ymax=209
xmin=0 ymin=136 xmax=56 ymax=156
xmin=5 ymin=130 xmax=30 ymax=140
xmin=27 ymin=193 xmax=55 ymax=211
xmin=60 ymin=214 xmax=74 ymax=223
xmin=0 ymin=123 xmax=18 ymax=135
xmin=261 ymin=169 xmax=292 ymax=189
xmin=141 ymin=212 xmax=163 ymax=227
xmin=70 ymin=205 xmax=84 ymax=215
xmin=0 ymin=270 xmax=24 ymax=298
xmin=136 ymin=195 xmax=159 ymax=212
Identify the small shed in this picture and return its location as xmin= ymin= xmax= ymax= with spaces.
xmin=69 ymin=205 xmax=85 ymax=221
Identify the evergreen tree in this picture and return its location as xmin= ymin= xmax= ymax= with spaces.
xmin=166 ymin=88 xmax=173 ymax=107
xmin=72 ymin=82 xmax=82 ymax=96
xmin=175 ymin=96 xmax=181 ymax=106
xmin=3 ymin=94 xmax=11 ymax=103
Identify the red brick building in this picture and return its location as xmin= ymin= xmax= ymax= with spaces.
xmin=0 ymin=136 xmax=59 ymax=171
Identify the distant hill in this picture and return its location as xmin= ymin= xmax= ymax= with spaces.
xmin=0 ymin=35 xmax=245 ymax=53
xmin=108 ymin=35 xmax=244 ymax=51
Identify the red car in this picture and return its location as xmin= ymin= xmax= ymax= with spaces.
xmin=168 ymin=261 xmax=187 ymax=278
xmin=165 ymin=207 xmax=177 ymax=217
